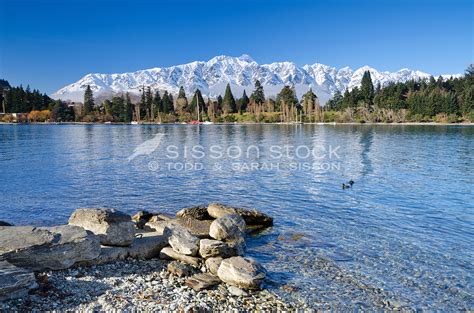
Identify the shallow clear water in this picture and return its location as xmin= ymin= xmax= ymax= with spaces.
xmin=0 ymin=124 xmax=473 ymax=309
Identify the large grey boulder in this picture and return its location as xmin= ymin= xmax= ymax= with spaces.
xmin=0 ymin=260 xmax=38 ymax=301
xmin=217 ymin=256 xmax=266 ymax=290
xmin=164 ymin=226 xmax=200 ymax=256
xmin=209 ymin=214 xmax=246 ymax=241
xmin=68 ymin=208 xmax=136 ymax=247
xmin=0 ymin=225 xmax=100 ymax=271
xmin=176 ymin=206 xmax=212 ymax=220
xmin=208 ymin=203 xmax=273 ymax=227
xmin=199 ymin=239 xmax=238 ymax=259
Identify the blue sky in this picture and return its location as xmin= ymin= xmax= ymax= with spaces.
xmin=0 ymin=0 xmax=472 ymax=94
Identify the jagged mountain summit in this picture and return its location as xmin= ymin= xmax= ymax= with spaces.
xmin=51 ymin=54 xmax=456 ymax=104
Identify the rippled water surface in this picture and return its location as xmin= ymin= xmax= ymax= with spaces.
xmin=1 ymin=124 xmax=473 ymax=309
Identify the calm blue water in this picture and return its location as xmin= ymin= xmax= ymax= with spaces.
xmin=0 ymin=124 xmax=473 ymax=309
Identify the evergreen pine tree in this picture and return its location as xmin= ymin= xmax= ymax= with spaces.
xmin=189 ymin=89 xmax=205 ymax=117
xmin=153 ymin=90 xmax=162 ymax=115
xmin=162 ymin=91 xmax=174 ymax=114
xmin=222 ymin=83 xmax=236 ymax=114
xmin=145 ymin=87 xmax=153 ymax=120
xmin=122 ymin=92 xmax=133 ymax=123
xmin=238 ymin=90 xmax=249 ymax=114
xmin=83 ymin=85 xmax=94 ymax=115
xmin=251 ymin=80 xmax=265 ymax=105
xmin=360 ymin=71 xmax=375 ymax=108
xmin=216 ymin=95 xmax=223 ymax=113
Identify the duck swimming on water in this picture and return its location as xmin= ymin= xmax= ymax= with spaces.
xmin=342 ymin=180 xmax=355 ymax=189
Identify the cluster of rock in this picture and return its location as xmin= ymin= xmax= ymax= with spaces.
xmin=0 ymin=203 xmax=273 ymax=302
xmin=156 ymin=204 xmax=271 ymax=293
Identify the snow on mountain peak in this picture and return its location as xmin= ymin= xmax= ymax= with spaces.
xmin=51 ymin=55 xmax=456 ymax=105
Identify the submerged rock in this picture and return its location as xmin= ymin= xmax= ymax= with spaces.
xmin=176 ymin=206 xmax=212 ymax=220
xmin=209 ymin=214 xmax=246 ymax=241
xmin=0 ymin=225 xmax=100 ymax=271
xmin=159 ymin=247 xmax=201 ymax=267
xmin=208 ymin=203 xmax=273 ymax=227
xmin=164 ymin=226 xmax=200 ymax=256
xmin=0 ymin=260 xmax=38 ymax=301
xmin=217 ymin=256 xmax=266 ymax=290
xmin=68 ymin=208 xmax=136 ymax=247
xmin=185 ymin=273 xmax=221 ymax=291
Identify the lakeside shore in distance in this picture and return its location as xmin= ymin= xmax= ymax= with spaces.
xmin=1 ymin=121 xmax=473 ymax=126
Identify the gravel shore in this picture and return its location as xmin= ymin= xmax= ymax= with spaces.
xmin=1 ymin=258 xmax=305 ymax=311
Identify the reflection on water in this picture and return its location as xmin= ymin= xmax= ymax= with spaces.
xmin=0 ymin=124 xmax=473 ymax=309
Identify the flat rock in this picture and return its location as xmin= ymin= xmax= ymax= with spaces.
xmin=167 ymin=261 xmax=197 ymax=277
xmin=208 ymin=203 xmax=273 ymax=227
xmin=164 ymin=226 xmax=200 ymax=256
xmin=146 ymin=218 xmax=211 ymax=238
xmin=0 ymin=225 xmax=101 ymax=271
xmin=176 ymin=206 xmax=212 ymax=220
xmin=205 ymin=257 xmax=223 ymax=275
xmin=79 ymin=245 xmax=128 ymax=266
xmin=217 ymin=256 xmax=266 ymax=290
xmin=127 ymin=231 xmax=169 ymax=259
xmin=69 ymin=208 xmax=136 ymax=247
xmin=209 ymin=214 xmax=246 ymax=241
xmin=185 ymin=273 xmax=221 ymax=291
xmin=159 ymin=247 xmax=201 ymax=267
xmin=0 ymin=260 xmax=38 ymax=301
xmin=199 ymin=239 xmax=238 ymax=258
xmin=0 ymin=221 xmax=13 ymax=226
xmin=78 ymin=231 xmax=168 ymax=266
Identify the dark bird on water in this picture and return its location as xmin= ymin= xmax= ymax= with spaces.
xmin=342 ymin=180 xmax=355 ymax=189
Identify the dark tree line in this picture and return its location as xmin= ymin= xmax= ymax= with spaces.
xmin=327 ymin=65 xmax=474 ymax=120
xmin=0 ymin=80 xmax=52 ymax=113
xmin=0 ymin=79 xmax=76 ymax=122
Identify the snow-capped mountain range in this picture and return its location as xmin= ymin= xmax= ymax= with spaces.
xmin=51 ymin=54 xmax=459 ymax=105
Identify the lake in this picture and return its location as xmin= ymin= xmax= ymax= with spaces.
xmin=0 ymin=124 xmax=473 ymax=309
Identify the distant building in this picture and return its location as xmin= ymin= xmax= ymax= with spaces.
xmin=65 ymin=101 xmax=83 ymax=116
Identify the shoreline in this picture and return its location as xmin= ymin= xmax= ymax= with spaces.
xmin=1 ymin=258 xmax=301 ymax=311
xmin=1 ymin=121 xmax=473 ymax=126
